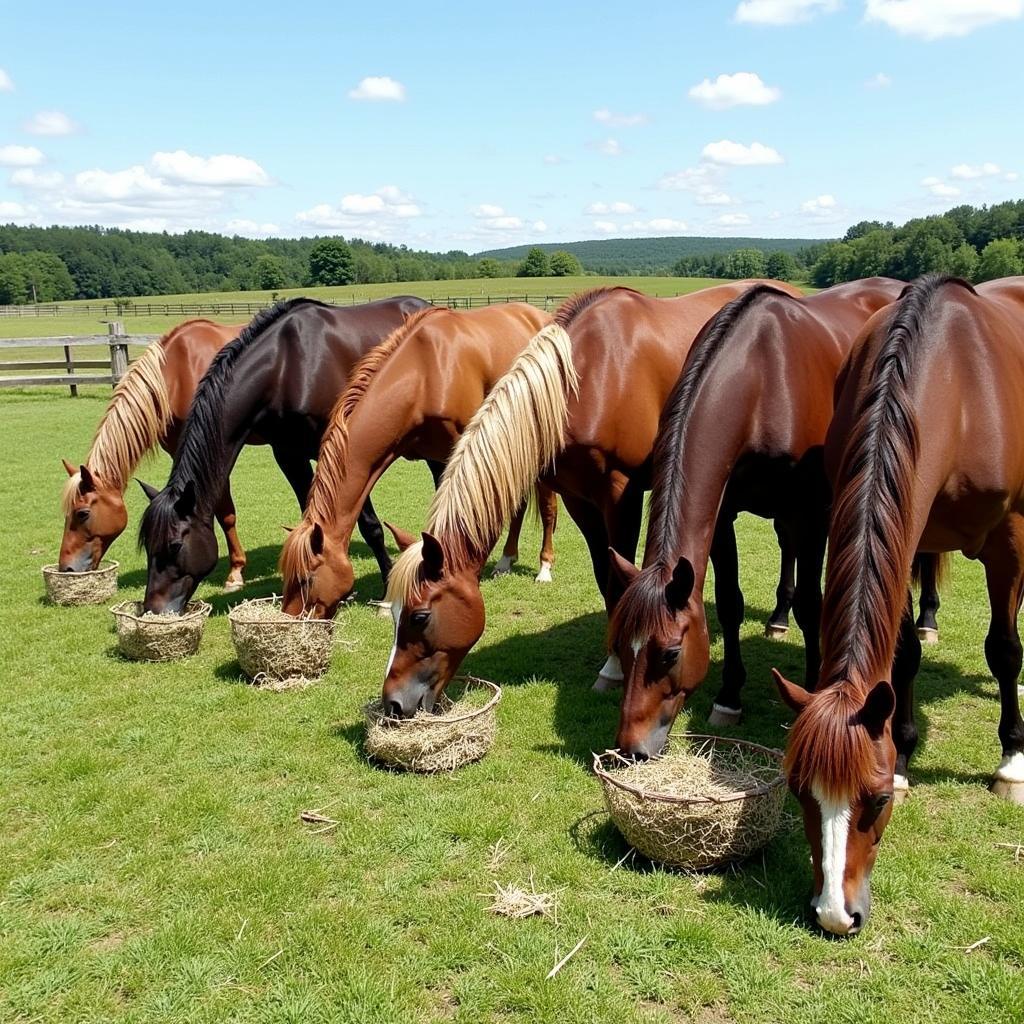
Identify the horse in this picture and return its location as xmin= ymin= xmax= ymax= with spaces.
xmin=138 ymin=295 xmax=429 ymax=614
xmin=607 ymin=278 xmax=906 ymax=758
xmin=773 ymin=275 xmax=1024 ymax=937
xmin=279 ymin=303 xmax=559 ymax=620
xmin=377 ymin=280 xmax=807 ymax=718
xmin=57 ymin=319 xmax=257 ymax=582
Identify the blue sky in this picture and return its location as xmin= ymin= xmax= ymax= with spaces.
xmin=1 ymin=0 xmax=1022 ymax=251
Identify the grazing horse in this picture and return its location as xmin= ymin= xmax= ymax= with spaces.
xmin=378 ymin=281 xmax=805 ymax=718
xmin=279 ymin=303 xmax=559 ymax=620
xmin=58 ymin=319 xmax=249 ymax=582
xmin=773 ymin=275 xmax=1024 ymax=937
xmin=138 ymin=295 xmax=428 ymax=614
xmin=608 ymin=278 xmax=905 ymax=758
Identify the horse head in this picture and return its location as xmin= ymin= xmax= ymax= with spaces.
xmin=58 ymin=459 xmax=128 ymax=572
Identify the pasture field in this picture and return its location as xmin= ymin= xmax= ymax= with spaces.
xmin=1 ymin=388 xmax=1022 ymax=1024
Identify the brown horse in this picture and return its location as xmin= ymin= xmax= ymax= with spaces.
xmin=378 ymin=281 xmax=805 ymax=718
xmin=58 ymin=319 xmax=251 ymax=584
xmin=774 ymin=275 xmax=1024 ymax=937
xmin=608 ymin=278 xmax=905 ymax=758
xmin=279 ymin=304 xmax=558 ymax=619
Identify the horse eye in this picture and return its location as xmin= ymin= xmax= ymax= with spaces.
xmin=168 ymin=541 xmax=183 ymax=558
xmin=872 ymin=792 xmax=893 ymax=811
xmin=410 ymin=609 xmax=430 ymax=627
xmin=663 ymin=646 xmax=681 ymax=668
xmin=74 ymin=508 xmax=90 ymax=523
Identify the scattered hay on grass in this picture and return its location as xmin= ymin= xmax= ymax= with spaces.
xmin=41 ymin=561 xmax=118 ymax=606
xmin=364 ymin=676 xmax=500 ymax=773
xmin=485 ymin=879 xmax=557 ymax=919
xmin=593 ymin=735 xmax=786 ymax=870
xmin=110 ymin=600 xmax=211 ymax=661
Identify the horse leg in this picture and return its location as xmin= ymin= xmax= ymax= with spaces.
xmin=213 ymin=484 xmax=246 ymax=592
xmin=426 ymin=459 xmax=445 ymax=488
xmin=356 ymin=493 xmax=393 ymax=594
xmin=915 ymin=554 xmax=941 ymax=644
xmin=791 ymin=511 xmax=827 ymax=693
xmin=535 ymin=483 xmax=558 ymax=583
xmin=272 ymin=445 xmax=314 ymax=511
xmin=891 ymin=594 xmax=922 ymax=803
xmin=765 ymin=519 xmax=797 ymax=639
xmin=980 ymin=518 xmax=1024 ymax=804
xmin=708 ymin=513 xmax=746 ymax=727
xmin=493 ymin=497 xmax=526 ymax=577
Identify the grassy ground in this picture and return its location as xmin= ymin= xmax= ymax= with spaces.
xmin=1 ymin=389 xmax=1021 ymax=1024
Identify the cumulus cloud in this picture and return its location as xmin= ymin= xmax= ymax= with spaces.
xmin=657 ymin=165 xmax=738 ymax=206
xmin=532 ymin=220 xmax=548 ymax=232
xmin=735 ymin=0 xmax=840 ymax=24
xmin=593 ymin=108 xmax=648 ymax=127
xmin=950 ymin=161 xmax=1002 ymax=179
xmin=0 ymin=145 xmax=45 ymax=167
xmin=0 ymin=200 xmax=27 ymax=218
xmin=226 ymin=218 xmax=281 ymax=237
xmin=865 ymin=71 xmax=892 ymax=88
xmin=150 ymin=150 xmax=270 ymax=187
xmin=865 ymin=0 xmax=1022 ymax=39
xmin=718 ymin=212 xmax=753 ymax=226
xmin=801 ymin=193 xmax=839 ymax=213
xmin=593 ymin=220 xmax=618 ymax=233
xmin=348 ymin=76 xmax=407 ymax=101
xmin=9 ymin=168 xmax=63 ymax=188
xmin=586 ymin=200 xmax=637 ymax=215
xmin=295 ymin=186 xmax=422 ymax=237
xmin=701 ymin=140 xmax=784 ymax=166
xmin=623 ymin=218 xmax=688 ymax=234
xmin=23 ymin=110 xmax=77 ymax=136
xmin=590 ymin=138 xmax=623 ymax=157
xmin=0 ymin=68 xmax=13 ymax=92
xmin=921 ymin=176 xmax=960 ymax=197
xmin=688 ymin=72 xmax=781 ymax=109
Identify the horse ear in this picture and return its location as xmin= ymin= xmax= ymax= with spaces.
xmin=136 ymin=479 xmax=159 ymax=502
xmin=384 ymin=521 xmax=417 ymax=552
xmin=421 ymin=532 xmax=445 ymax=580
xmin=309 ymin=522 xmax=324 ymax=556
xmin=772 ymin=668 xmax=811 ymax=713
xmin=281 ymin=524 xmax=294 ymax=534
xmin=78 ymin=465 xmax=96 ymax=494
xmin=62 ymin=458 xmax=77 ymax=477
xmin=608 ymin=548 xmax=640 ymax=589
xmin=665 ymin=556 xmax=695 ymax=613
xmin=174 ymin=480 xmax=196 ymax=519
xmin=857 ymin=680 xmax=895 ymax=739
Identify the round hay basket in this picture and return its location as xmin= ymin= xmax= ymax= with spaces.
xmin=110 ymin=600 xmax=211 ymax=661
xmin=228 ymin=596 xmax=335 ymax=686
xmin=364 ymin=676 xmax=501 ymax=773
xmin=41 ymin=561 xmax=119 ymax=606
xmin=593 ymin=735 xmax=786 ymax=870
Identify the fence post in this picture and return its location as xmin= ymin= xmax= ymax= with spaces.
xmin=108 ymin=321 xmax=128 ymax=387
xmin=64 ymin=343 xmax=78 ymax=397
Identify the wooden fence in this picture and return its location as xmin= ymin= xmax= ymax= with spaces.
xmin=0 ymin=322 xmax=157 ymax=395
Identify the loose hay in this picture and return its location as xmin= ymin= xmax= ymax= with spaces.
xmin=228 ymin=596 xmax=336 ymax=686
xmin=486 ymin=879 xmax=557 ymax=919
xmin=110 ymin=600 xmax=211 ymax=661
xmin=593 ymin=735 xmax=786 ymax=870
xmin=364 ymin=676 xmax=500 ymax=772
xmin=41 ymin=561 xmax=118 ymax=605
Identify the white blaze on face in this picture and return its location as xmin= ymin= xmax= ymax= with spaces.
xmin=385 ymin=600 xmax=402 ymax=679
xmin=811 ymin=781 xmax=855 ymax=935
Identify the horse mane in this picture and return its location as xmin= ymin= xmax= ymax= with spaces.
xmin=821 ymin=274 xmax=974 ymax=685
xmin=385 ymin=314 xmax=581 ymax=606
xmin=62 ymin=332 xmax=173 ymax=514
xmin=553 ymin=286 xmax=636 ymax=328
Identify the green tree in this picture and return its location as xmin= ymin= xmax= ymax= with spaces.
xmin=949 ymin=242 xmax=979 ymax=282
xmin=848 ymin=230 xmax=896 ymax=279
xmin=517 ymin=247 xmax=550 ymax=278
xmin=723 ymin=248 xmax=766 ymax=279
xmin=255 ymin=254 xmax=287 ymax=290
xmin=308 ymin=239 xmax=356 ymax=286
xmin=0 ymin=253 xmax=28 ymax=304
xmin=549 ymin=251 xmax=583 ymax=277
xmin=20 ymin=251 xmax=76 ymax=301
xmin=976 ymin=238 xmax=1023 ymax=282
xmin=477 ymin=258 xmax=503 ymax=278
xmin=811 ymin=242 xmax=855 ymax=287
xmin=764 ymin=250 xmax=797 ymax=281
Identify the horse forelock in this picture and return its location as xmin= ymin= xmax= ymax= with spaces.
xmin=279 ymin=520 xmax=318 ymax=582
xmin=385 ymin=542 xmax=427 ymax=606
xmin=608 ymin=564 xmax=675 ymax=651
xmin=138 ymin=485 xmax=180 ymax=551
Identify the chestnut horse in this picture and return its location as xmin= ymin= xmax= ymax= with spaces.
xmin=58 ymin=319 xmax=253 ymax=581
xmin=774 ymin=275 xmax=1024 ymax=937
xmin=138 ymin=295 xmax=428 ymax=613
xmin=378 ymin=281 xmax=805 ymax=718
xmin=279 ymin=303 xmax=558 ymax=619
xmin=608 ymin=278 xmax=906 ymax=757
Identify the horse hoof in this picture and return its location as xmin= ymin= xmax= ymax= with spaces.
xmin=369 ymin=600 xmax=392 ymax=619
xmin=535 ymin=560 xmax=553 ymax=584
xmin=708 ymin=703 xmax=742 ymax=727
xmin=764 ymin=623 xmax=789 ymax=640
xmin=893 ymin=775 xmax=910 ymax=805
xmin=917 ymin=627 xmax=939 ymax=645
xmin=990 ymin=779 xmax=1024 ymax=805
xmin=224 ymin=578 xmax=244 ymax=593
xmin=592 ymin=673 xmax=622 ymax=693
xmin=492 ymin=555 xmax=515 ymax=577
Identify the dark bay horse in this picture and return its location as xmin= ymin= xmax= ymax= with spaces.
xmin=58 ymin=319 xmax=250 ymax=582
xmin=377 ymin=281 xmax=806 ymax=718
xmin=279 ymin=303 xmax=559 ymax=619
xmin=608 ymin=278 xmax=905 ymax=757
xmin=774 ymin=275 xmax=1024 ymax=936
xmin=138 ymin=296 xmax=428 ymax=613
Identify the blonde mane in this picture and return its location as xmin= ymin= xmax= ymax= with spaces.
xmin=61 ymin=339 xmax=171 ymax=514
xmin=385 ymin=321 xmax=579 ymax=605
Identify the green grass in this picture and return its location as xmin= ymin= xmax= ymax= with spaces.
xmin=1 ymin=389 xmax=1021 ymax=1023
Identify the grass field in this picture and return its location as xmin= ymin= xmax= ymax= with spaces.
xmin=1 ymin=388 xmax=1022 ymax=1024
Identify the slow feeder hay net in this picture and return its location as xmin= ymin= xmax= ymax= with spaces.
xmin=364 ymin=676 xmax=501 ymax=773
xmin=228 ymin=596 xmax=336 ymax=687
xmin=42 ymin=561 xmax=118 ymax=606
xmin=593 ymin=735 xmax=786 ymax=870
xmin=110 ymin=600 xmax=211 ymax=661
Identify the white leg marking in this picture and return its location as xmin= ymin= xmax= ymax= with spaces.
xmin=493 ymin=555 xmax=514 ymax=576
xmin=600 ymin=654 xmax=624 ymax=681
xmin=812 ymin=783 xmax=854 ymax=935
xmin=535 ymin=560 xmax=553 ymax=583
xmin=384 ymin=600 xmax=402 ymax=679
xmin=893 ymin=773 xmax=909 ymax=791
xmin=995 ymin=751 xmax=1024 ymax=783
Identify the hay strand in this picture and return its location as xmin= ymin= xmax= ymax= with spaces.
xmin=41 ymin=561 xmax=119 ymax=606
xmin=110 ymin=600 xmax=211 ymax=661
xmin=486 ymin=879 xmax=556 ymax=919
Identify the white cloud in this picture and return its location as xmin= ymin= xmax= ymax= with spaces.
xmin=656 ymin=165 xmax=738 ymax=205
xmin=688 ymin=72 xmax=781 ymax=109
xmin=701 ymin=140 xmax=784 ymax=166
xmin=9 ymin=168 xmax=63 ymax=188
xmin=295 ymin=186 xmax=422 ymax=237
xmin=591 ymin=137 xmax=623 ymax=157
xmin=593 ymin=220 xmax=618 ymax=233
xmin=226 ymin=218 xmax=281 ymax=237
xmin=151 ymin=150 xmax=270 ymax=187
xmin=865 ymin=71 xmax=892 ymax=88
xmin=624 ymin=218 xmax=688 ymax=234
xmin=801 ymin=193 xmax=839 ymax=213
xmin=950 ymin=161 xmax=1002 ymax=179
xmin=718 ymin=212 xmax=752 ymax=226
xmin=586 ymin=200 xmax=637 ymax=215
xmin=0 ymin=145 xmax=45 ymax=167
xmin=474 ymin=203 xmax=505 ymax=218
xmin=0 ymin=200 xmax=27 ymax=218
xmin=23 ymin=110 xmax=77 ymax=136
xmin=735 ymin=0 xmax=840 ymax=24
xmin=543 ymin=154 xmax=565 ymax=165
xmin=593 ymin=108 xmax=648 ymax=127
xmin=347 ymin=76 xmax=407 ymax=101
xmin=468 ymin=204 xmax=526 ymax=232
xmin=1006 ymin=171 xmax=1020 ymax=182
xmin=0 ymin=68 xmax=13 ymax=92
xmin=532 ymin=220 xmax=548 ymax=232
xmin=865 ymin=0 xmax=1022 ymax=39
xmin=921 ymin=176 xmax=960 ymax=197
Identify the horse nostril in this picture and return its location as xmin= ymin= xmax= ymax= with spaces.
xmin=385 ymin=699 xmax=404 ymax=719
xmin=849 ymin=912 xmax=863 ymax=933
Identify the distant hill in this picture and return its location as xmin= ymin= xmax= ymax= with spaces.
xmin=474 ymin=235 xmax=830 ymax=274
